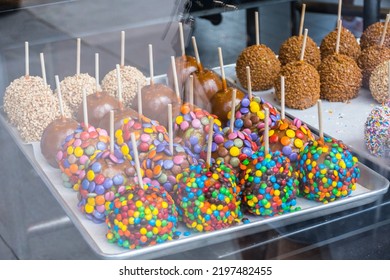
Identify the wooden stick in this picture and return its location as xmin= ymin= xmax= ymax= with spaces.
xmin=380 ymin=14 xmax=390 ymax=47
xmin=110 ymin=110 xmax=115 ymax=154
xmin=299 ymin=4 xmax=306 ymax=37
xmin=246 ymin=66 xmax=252 ymax=100
xmin=168 ymin=104 xmax=174 ymax=155
xmin=76 ymin=38 xmax=81 ymax=75
xmin=299 ymin=28 xmax=308 ymax=61
xmin=130 ymin=133 xmax=143 ymax=185
xmin=116 ymin=64 xmax=123 ymax=104
xmin=40 ymin=53 xmax=47 ymax=86
xmin=25 ymin=42 xmax=29 ymax=78
xmin=121 ymin=31 xmax=125 ymax=67
xmin=206 ymin=117 xmax=215 ymax=167
xmin=317 ymin=99 xmax=324 ymax=140
xmin=148 ymin=44 xmax=154 ymax=85
xmin=179 ymin=22 xmax=186 ymax=57
xmin=82 ymin=88 xmax=89 ymax=129
xmin=55 ymin=75 xmax=64 ymax=117
xmin=336 ymin=19 xmax=342 ymax=54
xmin=137 ymin=80 xmax=143 ymax=119
xmin=264 ymin=107 xmax=270 ymax=156
xmin=255 ymin=11 xmax=260 ymax=45
xmin=171 ymin=56 xmax=181 ymax=100
xmin=218 ymin=47 xmax=227 ymax=90
xmin=337 ymin=0 xmax=342 ymax=24
xmin=95 ymin=53 xmax=100 ymax=91
xmin=281 ymin=76 xmax=285 ymax=120
xmin=189 ymin=75 xmax=194 ymax=108
xmin=230 ymin=89 xmax=237 ymax=132
xmin=192 ymin=36 xmax=203 ymax=71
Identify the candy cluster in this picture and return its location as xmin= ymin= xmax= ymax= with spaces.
xmin=239 ymin=147 xmax=299 ymax=216
xmin=57 ymin=124 xmax=109 ymax=191
xmin=106 ymin=184 xmax=178 ymax=249
xmin=298 ymin=137 xmax=360 ymax=203
xmin=175 ymin=103 xmax=222 ymax=158
xmin=227 ymin=95 xmax=280 ymax=146
xmin=175 ymin=160 xmax=242 ymax=232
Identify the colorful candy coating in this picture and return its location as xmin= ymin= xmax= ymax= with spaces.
xmin=176 ymin=160 xmax=242 ymax=232
xmin=239 ymin=146 xmax=299 ymax=216
xmin=57 ymin=124 xmax=109 ymax=191
xmin=227 ymin=95 xmax=280 ymax=146
xmin=174 ymin=103 xmax=222 ymax=159
xmin=203 ymin=127 xmax=258 ymax=170
xmin=266 ymin=118 xmax=314 ymax=164
xmin=105 ymin=183 xmax=178 ymax=249
xmin=141 ymin=142 xmax=197 ymax=196
xmin=116 ymin=116 xmax=169 ymax=162
xmin=78 ymin=148 xmax=138 ymax=223
xmin=364 ymin=101 xmax=390 ymax=158
xmin=298 ymin=137 xmax=360 ymax=203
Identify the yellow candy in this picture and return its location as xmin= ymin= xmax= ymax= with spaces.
xmin=217 ymin=204 xmax=223 ymax=211
xmin=140 ymin=228 xmax=147 ymax=235
xmin=301 ymin=126 xmax=307 ymax=134
xmin=214 ymin=119 xmax=222 ymax=127
xmin=212 ymin=173 xmax=219 ymax=180
xmin=127 ymin=193 xmax=134 ymax=200
xmin=86 ymin=170 xmax=95 ymax=181
xmin=248 ymin=200 xmax=254 ymax=207
xmin=211 ymin=204 xmax=217 ymax=211
xmin=129 ymin=217 xmax=134 ymax=225
xmin=322 ymin=177 xmax=327 ymax=184
xmin=336 ymin=153 xmax=342 ymax=160
xmin=257 ymin=110 xmax=265 ymax=119
xmin=274 ymin=190 xmax=280 ymax=196
xmin=255 ymin=170 xmax=262 ymax=177
xmin=135 ymin=200 xmax=143 ymax=208
xmin=67 ymin=146 xmax=74 ymax=155
xmin=133 ymin=211 xmax=140 ymax=218
xmin=152 ymin=227 xmax=159 ymax=234
xmin=286 ymin=129 xmax=295 ymax=138
xmin=250 ymin=101 xmax=260 ymax=112
xmin=176 ymin=115 xmax=183 ymax=125
xmin=294 ymin=138 xmax=303 ymax=148
xmin=322 ymin=146 xmax=329 ymax=153
xmin=74 ymin=146 xmax=83 ymax=157
xmin=73 ymin=183 xmax=80 ymax=192
xmin=106 ymin=232 xmax=113 ymax=240
xmin=152 ymin=208 xmax=159 ymax=216
xmin=206 ymin=208 xmax=212 ymax=215
xmin=115 ymin=130 xmax=123 ymax=138
xmin=144 ymin=128 xmax=154 ymax=133
xmin=145 ymin=214 xmax=152 ymax=221
xmin=155 ymin=220 xmax=161 ymax=227
xmin=252 ymin=197 xmax=258 ymax=203
xmin=117 ymin=137 xmax=124 ymax=145
xmin=353 ymin=156 xmax=358 ymax=163
xmin=305 ymin=159 xmax=311 ymax=165
xmin=191 ymin=221 xmax=197 ymax=228
xmin=121 ymin=225 xmax=127 ymax=232
xmin=162 ymin=201 xmax=168 ymax=208
xmin=269 ymin=130 xmax=274 ymax=137
xmin=339 ymin=160 xmax=346 ymax=169
xmin=321 ymin=169 xmax=327 ymax=174
xmin=121 ymin=145 xmax=129 ymax=155
xmin=85 ymin=204 xmax=94 ymax=214
xmin=229 ymin=146 xmax=240 ymax=157
xmin=196 ymin=224 xmax=204 ymax=232
xmin=265 ymin=202 xmax=271 ymax=209
xmin=87 ymin=197 xmax=95 ymax=206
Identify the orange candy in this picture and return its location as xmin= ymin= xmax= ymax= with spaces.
xmin=280 ymin=136 xmax=291 ymax=146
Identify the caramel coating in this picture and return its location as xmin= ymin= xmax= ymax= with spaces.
xmin=274 ymin=61 xmax=320 ymax=110
xmin=167 ymin=55 xmax=198 ymax=95
xmin=357 ymin=45 xmax=390 ymax=88
xmin=40 ymin=117 xmax=79 ymax=168
xmin=319 ymin=53 xmax=362 ymax=102
xmin=369 ymin=60 xmax=390 ymax=103
xmin=278 ymin=35 xmax=321 ymax=69
xmin=236 ymin=44 xmax=281 ymax=91
xmin=320 ymin=27 xmax=361 ymax=61
xmin=183 ymin=68 xmax=223 ymax=112
xmin=132 ymin=83 xmax=181 ymax=128
xmin=360 ymin=22 xmax=390 ymax=50
xmin=210 ymin=87 xmax=245 ymax=126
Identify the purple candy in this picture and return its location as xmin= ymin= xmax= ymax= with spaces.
xmin=113 ymin=175 xmax=124 ymax=185
xmin=103 ymin=178 xmax=113 ymax=189
xmin=241 ymin=98 xmax=250 ymax=107
xmin=240 ymin=107 xmax=250 ymax=114
xmin=244 ymin=139 xmax=252 ymax=147
xmin=211 ymin=142 xmax=218 ymax=152
xmin=163 ymin=160 xmax=174 ymax=170
xmin=189 ymin=135 xmax=199 ymax=145
xmin=282 ymin=145 xmax=292 ymax=156
xmin=91 ymin=162 xmax=102 ymax=173
xmin=156 ymin=143 xmax=165 ymax=153
xmin=228 ymin=132 xmax=237 ymax=140
xmin=194 ymin=144 xmax=202 ymax=154
xmin=289 ymin=152 xmax=298 ymax=162
xmin=163 ymin=182 xmax=173 ymax=192
xmin=224 ymin=140 xmax=234 ymax=149
xmin=109 ymin=153 xmax=119 ymax=163
xmin=242 ymin=147 xmax=253 ymax=156
xmin=97 ymin=141 xmax=107 ymax=150
xmin=95 ymin=184 xmax=105 ymax=195
xmin=168 ymin=175 xmax=177 ymax=184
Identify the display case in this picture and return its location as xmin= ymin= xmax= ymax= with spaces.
xmin=0 ymin=0 xmax=389 ymax=260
